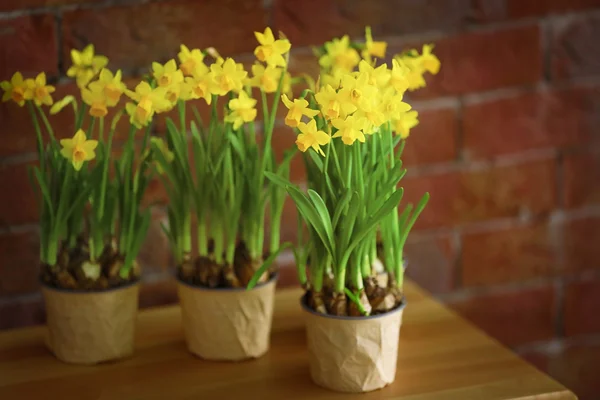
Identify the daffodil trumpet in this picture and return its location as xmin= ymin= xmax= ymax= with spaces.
xmin=248 ymin=28 xmax=440 ymax=318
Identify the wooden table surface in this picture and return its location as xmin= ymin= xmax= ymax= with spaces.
xmin=0 ymin=281 xmax=577 ymax=399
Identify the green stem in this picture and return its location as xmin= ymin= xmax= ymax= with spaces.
xmin=198 ymin=221 xmax=207 ymax=256
xmin=35 ymin=104 xmax=57 ymax=144
xmin=26 ymin=102 xmax=44 ymax=174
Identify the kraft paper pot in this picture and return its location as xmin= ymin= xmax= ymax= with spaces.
xmin=41 ymin=280 xmax=140 ymax=365
xmin=177 ymin=274 xmax=277 ymax=361
xmin=302 ymin=294 xmax=406 ymax=393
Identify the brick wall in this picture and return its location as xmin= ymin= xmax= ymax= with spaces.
xmin=1 ymin=0 xmax=599 ymax=397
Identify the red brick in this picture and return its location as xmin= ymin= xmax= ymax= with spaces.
xmin=273 ymin=0 xmax=472 ymax=47
xmin=139 ymin=277 xmax=178 ymax=309
xmin=507 ymin=0 xmax=600 ymax=18
xmin=463 ymin=86 xmax=600 ymax=159
xmin=395 ymin=25 xmax=542 ymax=99
xmin=0 ymin=15 xmax=58 ymax=81
xmin=0 ymin=0 xmax=93 ymax=12
xmin=564 ymin=279 xmax=600 ymax=337
xmin=473 ymin=0 xmax=600 ymax=21
xmin=137 ymin=207 xmax=173 ymax=274
xmin=402 ymin=107 xmax=458 ymax=167
xmin=0 ymin=162 xmax=39 ymax=227
xmin=404 ymin=234 xmax=456 ymax=293
xmin=447 ymin=285 xmax=557 ymax=346
xmin=564 ymin=149 xmax=600 ymax=208
xmin=564 ymin=216 xmax=600 ymax=273
xmin=276 ymin=260 xmax=300 ymax=288
xmin=551 ymin=14 xmax=600 ymax=80
xmin=462 ymin=222 xmax=558 ymax=287
xmin=0 ymin=231 xmax=40 ymax=297
xmin=61 ymin=0 xmax=267 ymax=73
xmin=0 ymin=295 xmax=44 ymax=330
xmin=402 ymin=158 xmax=557 ymax=229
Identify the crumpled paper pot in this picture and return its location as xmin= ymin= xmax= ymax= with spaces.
xmin=177 ymin=274 xmax=277 ymax=361
xmin=41 ymin=281 xmax=140 ymax=365
xmin=302 ymin=294 xmax=406 ymax=393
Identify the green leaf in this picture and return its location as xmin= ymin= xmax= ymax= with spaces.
xmin=32 ymin=166 xmax=55 ymax=224
xmin=307 ymin=189 xmax=334 ymax=249
xmin=331 ymin=188 xmax=352 ymax=229
xmin=265 ymin=171 xmax=293 ymax=189
xmin=246 ymin=242 xmax=293 ymax=290
xmin=344 ymin=288 xmax=369 ymax=316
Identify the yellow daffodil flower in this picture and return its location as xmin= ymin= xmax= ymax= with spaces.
xmin=182 ymin=63 xmax=215 ymax=105
xmin=67 ymin=44 xmax=108 ymax=88
xmin=152 ymin=59 xmax=184 ymax=89
xmin=249 ymin=63 xmax=281 ymax=93
xmin=358 ymin=60 xmax=391 ymax=89
xmin=225 ymin=91 xmax=257 ymax=130
xmin=281 ymin=94 xmax=319 ymax=128
xmin=315 ymin=84 xmax=345 ymax=120
xmin=319 ymin=35 xmax=360 ymax=72
xmin=210 ymin=58 xmax=247 ymax=95
xmin=50 ymin=95 xmax=76 ymax=115
xmin=1 ymin=72 xmax=32 ymax=106
xmin=380 ymin=88 xmax=411 ymax=121
xmin=332 ymin=115 xmax=367 ymax=145
xmin=81 ymin=83 xmax=109 ymax=117
xmin=97 ymin=69 xmax=125 ymax=106
xmin=390 ymin=59 xmax=410 ymax=94
xmin=394 ymin=55 xmax=426 ymax=91
xmin=60 ymin=129 xmax=98 ymax=170
xmin=178 ymin=45 xmax=205 ymax=76
xmin=338 ymin=72 xmax=376 ymax=111
xmin=393 ymin=110 xmax=419 ymax=138
xmin=29 ymin=72 xmax=55 ymax=106
xmin=361 ymin=26 xmax=387 ymax=62
xmin=296 ymin=119 xmax=330 ymax=156
xmin=254 ymin=27 xmax=291 ymax=67
xmin=125 ymin=82 xmax=170 ymax=128
xmin=354 ymin=103 xmax=386 ymax=135
xmin=320 ymin=68 xmax=345 ymax=90
xmin=421 ymin=44 xmax=441 ymax=75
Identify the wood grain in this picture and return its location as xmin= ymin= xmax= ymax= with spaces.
xmin=0 ymin=281 xmax=577 ymax=399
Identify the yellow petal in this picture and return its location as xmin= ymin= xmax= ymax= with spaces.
xmin=73 ymin=129 xmax=87 ymax=144
xmin=82 ymin=140 xmax=98 ymax=152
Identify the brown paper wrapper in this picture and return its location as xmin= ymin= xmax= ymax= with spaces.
xmin=303 ymin=296 xmax=406 ymax=393
xmin=177 ymin=275 xmax=276 ymax=361
xmin=41 ymin=281 xmax=139 ymax=365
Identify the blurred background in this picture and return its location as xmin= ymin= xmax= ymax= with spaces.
xmin=1 ymin=0 xmax=600 ymax=398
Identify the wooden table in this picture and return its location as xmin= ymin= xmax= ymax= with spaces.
xmin=0 ymin=282 xmax=577 ymax=399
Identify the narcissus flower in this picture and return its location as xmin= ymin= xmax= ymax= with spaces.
xmin=66 ymin=44 xmax=108 ymax=88
xmin=254 ymin=27 xmax=291 ymax=67
xmin=296 ymin=119 xmax=330 ymax=156
xmin=421 ymin=44 xmax=441 ymax=75
xmin=1 ymin=72 xmax=32 ymax=106
xmin=319 ymin=35 xmax=360 ymax=72
xmin=338 ymin=72 xmax=376 ymax=110
xmin=178 ymin=45 xmax=205 ymax=76
xmin=81 ymin=83 xmax=109 ymax=117
xmin=394 ymin=55 xmax=426 ymax=91
xmin=225 ymin=91 xmax=257 ymax=130
xmin=380 ymin=88 xmax=411 ymax=121
xmin=390 ymin=59 xmax=410 ymax=94
xmin=358 ymin=60 xmax=391 ymax=89
xmin=393 ymin=110 xmax=419 ymax=139
xmin=210 ymin=58 xmax=247 ymax=95
xmin=50 ymin=95 xmax=76 ymax=115
xmin=332 ymin=115 xmax=367 ymax=145
xmin=315 ymin=84 xmax=344 ymax=120
xmin=248 ymin=63 xmax=281 ymax=93
xmin=152 ymin=60 xmax=184 ymax=88
xmin=182 ymin=63 xmax=215 ymax=105
xmin=60 ymin=129 xmax=98 ymax=171
xmin=125 ymin=82 xmax=170 ymax=128
xmin=281 ymin=94 xmax=319 ymax=128
xmin=97 ymin=69 xmax=125 ymax=106
xmin=362 ymin=26 xmax=387 ymax=61
xmin=29 ymin=72 xmax=55 ymax=106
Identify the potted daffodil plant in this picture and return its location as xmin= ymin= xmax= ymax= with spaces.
xmin=249 ymin=28 xmax=440 ymax=392
xmin=1 ymin=45 xmax=169 ymax=364
xmin=150 ymin=28 xmax=295 ymax=361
